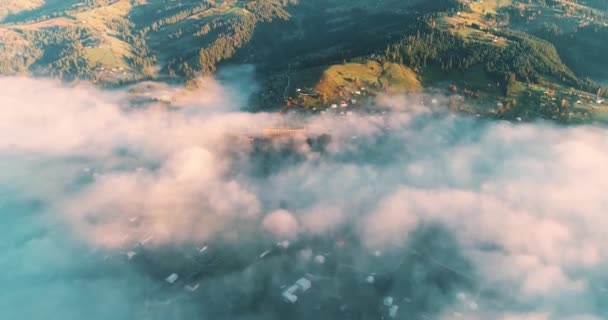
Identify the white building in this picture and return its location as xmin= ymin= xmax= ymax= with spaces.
xmin=282 ymin=290 xmax=298 ymax=303
xmin=389 ymin=305 xmax=399 ymax=318
xmin=282 ymin=278 xmax=312 ymax=303
xmin=365 ymin=275 xmax=375 ymax=284
xmin=383 ymin=296 xmax=394 ymax=306
xmin=296 ymin=278 xmax=311 ymax=292
xmin=314 ymin=255 xmax=326 ymax=264
xmin=277 ymin=240 xmax=290 ymax=249
xmin=165 ymin=273 xmax=179 ymax=284
xmin=126 ymin=251 xmax=137 ymax=260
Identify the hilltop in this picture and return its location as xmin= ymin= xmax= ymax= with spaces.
xmin=0 ymin=0 xmax=606 ymax=121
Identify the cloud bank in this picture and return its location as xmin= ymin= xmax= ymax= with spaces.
xmin=1 ymin=72 xmax=608 ymax=319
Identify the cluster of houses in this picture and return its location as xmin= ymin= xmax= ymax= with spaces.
xmin=539 ymin=89 xmax=571 ymax=119
xmin=92 ymin=189 xmax=491 ymax=320
xmin=93 ymin=65 xmax=131 ymax=82
xmin=537 ymin=88 xmax=607 ymax=119
xmin=114 ymin=220 xmax=399 ymax=316
xmin=491 ymin=34 xmax=506 ymax=43
xmin=294 ymin=86 xmax=370 ymax=116
xmin=95 ymin=65 xmax=127 ymax=74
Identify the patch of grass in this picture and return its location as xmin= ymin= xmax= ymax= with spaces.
xmin=379 ymin=63 xmax=421 ymax=92
xmin=316 ymin=60 xmax=420 ymax=98
xmin=0 ymin=0 xmax=44 ymax=20
xmin=83 ymin=46 xmax=121 ymax=67
xmin=72 ymin=0 xmax=133 ymax=68
xmin=74 ymin=0 xmax=131 ymax=31
xmin=2 ymin=0 xmax=83 ymax=23
xmin=440 ymin=0 xmax=513 ymax=42
xmin=470 ymin=0 xmax=512 ymax=15
xmin=8 ymin=16 xmax=74 ymax=30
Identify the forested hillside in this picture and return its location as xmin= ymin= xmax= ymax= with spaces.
xmin=0 ymin=0 xmax=606 ymax=120
xmin=0 ymin=0 xmax=299 ymax=82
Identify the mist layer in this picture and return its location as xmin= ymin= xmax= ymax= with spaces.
xmin=1 ymin=75 xmax=607 ymax=319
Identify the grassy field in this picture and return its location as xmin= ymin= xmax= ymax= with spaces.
xmin=2 ymin=0 xmax=84 ymax=23
xmin=439 ymin=0 xmax=512 ymax=41
xmin=83 ymin=47 xmax=123 ymax=68
xmin=0 ymin=0 xmax=135 ymax=77
xmin=470 ymin=0 xmax=512 ymax=14
xmin=73 ymin=0 xmax=133 ymax=69
xmin=316 ymin=60 xmax=420 ymax=97
xmin=0 ymin=0 xmax=44 ymax=20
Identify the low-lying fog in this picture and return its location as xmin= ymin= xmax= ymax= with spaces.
xmin=1 ymin=69 xmax=607 ymax=320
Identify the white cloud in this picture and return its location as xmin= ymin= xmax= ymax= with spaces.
xmin=2 ymin=76 xmax=608 ymax=318
xmin=262 ymin=209 xmax=300 ymax=239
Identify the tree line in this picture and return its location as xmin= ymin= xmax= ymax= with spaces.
xmin=381 ymin=27 xmax=600 ymax=94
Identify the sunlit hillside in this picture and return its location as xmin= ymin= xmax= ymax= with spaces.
xmin=0 ymin=0 xmax=605 ymax=120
